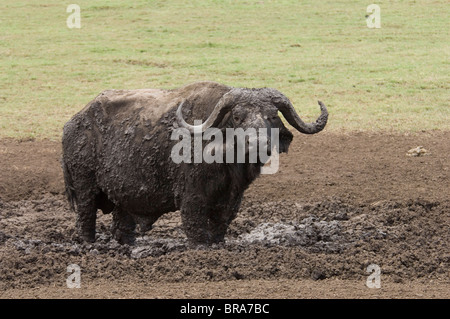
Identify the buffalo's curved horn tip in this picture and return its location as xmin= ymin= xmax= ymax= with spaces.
xmin=276 ymin=96 xmax=328 ymax=135
xmin=176 ymin=100 xmax=210 ymax=133
xmin=176 ymin=90 xmax=236 ymax=134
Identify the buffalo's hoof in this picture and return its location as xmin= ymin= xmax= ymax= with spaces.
xmin=112 ymin=229 xmax=136 ymax=245
xmin=74 ymin=230 xmax=95 ymax=243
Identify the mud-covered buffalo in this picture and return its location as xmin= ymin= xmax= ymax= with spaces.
xmin=61 ymin=82 xmax=327 ymax=245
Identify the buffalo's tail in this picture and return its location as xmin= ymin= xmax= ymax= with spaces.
xmin=61 ymin=158 xmax=77 ymax=211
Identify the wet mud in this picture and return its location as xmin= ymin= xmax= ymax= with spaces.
xmin=0 ymin=131 xmax=449 ymax=298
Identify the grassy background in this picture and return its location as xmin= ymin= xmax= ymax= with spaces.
xmin=0 ymin=0 xmax=448 ymax=140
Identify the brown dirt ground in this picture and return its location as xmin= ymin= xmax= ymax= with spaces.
xmin=0 ymin=131 xmax=449 ymax=299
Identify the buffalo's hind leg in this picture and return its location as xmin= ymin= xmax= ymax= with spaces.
xmin=74 ymin=194 xmax=98 ymax=243
xmin=111 ymin=207 xmax=136 ymax=245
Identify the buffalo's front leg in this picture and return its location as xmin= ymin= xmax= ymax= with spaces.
xmin=111 ymin=207 xmax=136 ymax=245
xmin=181 ymin=203 xmax=240 ymax=246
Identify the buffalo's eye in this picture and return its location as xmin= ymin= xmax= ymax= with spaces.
xmin=233 ymin=116 xmax=240 ymax=123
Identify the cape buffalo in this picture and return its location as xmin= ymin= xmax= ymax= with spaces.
xmin=62 ymin=81 xmax=328 ymax=245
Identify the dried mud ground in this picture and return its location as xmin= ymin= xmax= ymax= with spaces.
xmin=0 ymin=131 xmax=449 ymax=299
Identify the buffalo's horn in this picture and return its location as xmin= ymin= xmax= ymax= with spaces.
xmin=273 ymin=93 xmax=328 ymax=134
xmin=176 ymin=89 xmax=237 ymax=134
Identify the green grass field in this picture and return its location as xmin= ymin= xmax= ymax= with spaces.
xmin=0 ymin=0 xmax=448 ymax=139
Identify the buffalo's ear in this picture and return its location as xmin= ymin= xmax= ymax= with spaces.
xmin=279 ymin=126 xmax=293 ymax=153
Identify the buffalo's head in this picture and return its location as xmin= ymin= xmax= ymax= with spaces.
xmin=176 ymin=87 xmax=328 ymax=164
